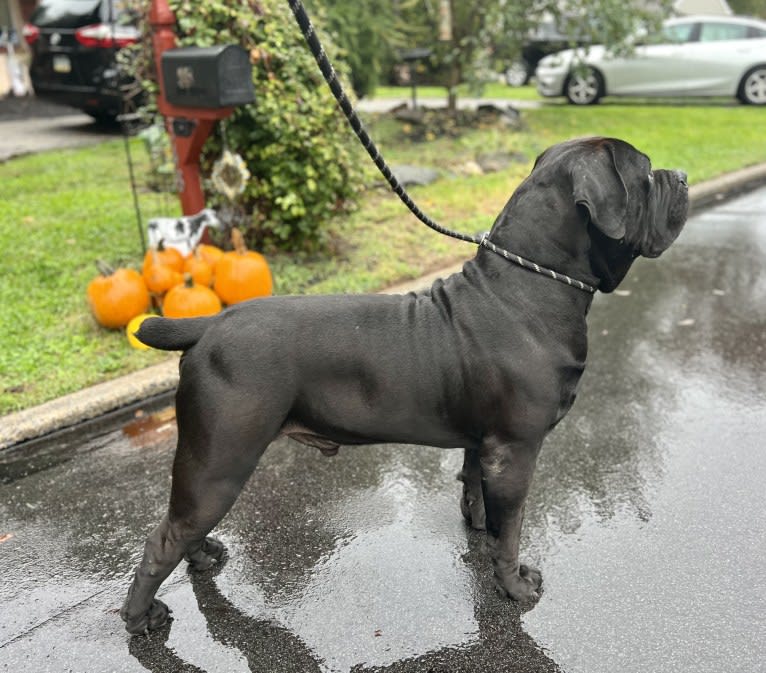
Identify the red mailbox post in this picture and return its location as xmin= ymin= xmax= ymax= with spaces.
xmin=148 ymin=0 xmax=235 ymax=215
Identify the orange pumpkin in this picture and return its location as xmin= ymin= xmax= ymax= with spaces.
xmin=142 ymin=242 xmax=184 ymax=273
xmin=87 ymin=261 xmax=150 ymax=329
xmin=163 ymin=274 xmax=222 ymax=318
xmin=183 ymin=251 xmax=214 ymax=287
xmin=143 ymin=258 xmax=183 ymax=295
xmin=196 ymin=243 xmax=224 ymax=270
xmin=214 ymin=228 xmax=273 ymax=305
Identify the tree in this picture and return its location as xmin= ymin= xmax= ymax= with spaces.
xmin=727 ymin=0 xmax=765 ymax=18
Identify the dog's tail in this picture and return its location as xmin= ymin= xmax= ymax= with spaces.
xmin=134 ymin=316 xmax=214 ymax=351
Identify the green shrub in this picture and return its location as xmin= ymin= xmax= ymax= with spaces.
xmin=127 ymin=0 xmax=364 ymax=252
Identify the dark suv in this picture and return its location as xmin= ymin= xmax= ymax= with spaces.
xmin=24 ymin=0 xmax=140 ymax=121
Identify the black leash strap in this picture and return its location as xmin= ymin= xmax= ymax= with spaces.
xmin=286 ymin=0 xmax=477 ymax=245
xmin=286 ymin=0 xmax=597 ymax=294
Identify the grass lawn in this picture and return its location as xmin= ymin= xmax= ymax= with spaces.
xmin=2 ymin=95 xmax=765 ymax=413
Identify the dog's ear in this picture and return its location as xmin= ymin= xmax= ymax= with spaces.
xmin=571 ymin=143 xmax=628 ymax=239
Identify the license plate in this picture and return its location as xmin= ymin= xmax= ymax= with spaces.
xmin=53 ymin=55 xmax=71 ymax=74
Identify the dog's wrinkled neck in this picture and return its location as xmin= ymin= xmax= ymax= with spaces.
xmin=479 ymin=183 xmax=600 ymax=295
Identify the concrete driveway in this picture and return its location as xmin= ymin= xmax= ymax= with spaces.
xmin=0 ymin=97 xmax=120 ymax=162
xmin=0 ymin=114 xmax=122 ymax=162
xmin=1 ymin=184 xmax=764 ymax=672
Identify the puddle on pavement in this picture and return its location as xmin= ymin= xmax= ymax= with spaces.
xmin=122 ymin=406 xmax=177 ymax=448
xmin=0 ymin=398 xmax=175 ymax=484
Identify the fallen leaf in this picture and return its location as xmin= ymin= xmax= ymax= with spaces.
xmin=0 ymin=533 xmax=14 ymax=544
xmin=374 ymin=629 xmax=383 ymax=637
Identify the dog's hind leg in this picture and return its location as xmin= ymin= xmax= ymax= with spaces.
xmin=121 ymin=400 xmax=283 ymax=635
xmin=458 ymin=447 xmax=486 ymax=530
xmin=480 ymin=436 xmax=543 ymax=602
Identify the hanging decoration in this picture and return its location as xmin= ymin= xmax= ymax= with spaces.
xmin=211 ymin=149 xmax=251 ymax=202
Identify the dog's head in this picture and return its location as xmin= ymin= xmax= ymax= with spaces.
xmin=531 ymin=137 xmax=689 ymax=292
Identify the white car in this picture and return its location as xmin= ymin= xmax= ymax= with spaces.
xmin=536 ymin=15 xmax=766 ymax=105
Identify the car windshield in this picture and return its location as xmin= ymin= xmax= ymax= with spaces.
xmin=33 ymin=0 xmax=101 ymax=24
xmin=32 ymin=0 xmax=133 ymax=27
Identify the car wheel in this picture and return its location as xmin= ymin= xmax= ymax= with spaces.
xmin=738 ymin=66 xmax=766 ymax=105
xmin=505 ymin=60 xmax=530 ymax=87
xmin=564 ymin=67 xmax=603 ymax=105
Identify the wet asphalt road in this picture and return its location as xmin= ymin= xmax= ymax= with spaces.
xmin=1 ymin=186 xmax=765 ymax=673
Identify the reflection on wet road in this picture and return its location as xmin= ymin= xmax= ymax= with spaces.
xmin=1 ymin=186 xmax=764 ymax=672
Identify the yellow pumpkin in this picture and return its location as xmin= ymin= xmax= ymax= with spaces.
xmin=126 ymin=313 xmax=157 ymax=350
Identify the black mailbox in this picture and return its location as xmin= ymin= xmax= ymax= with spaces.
xmin=161 ymin=45 xmax=255 ymax=109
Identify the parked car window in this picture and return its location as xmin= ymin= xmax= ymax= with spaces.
xmin=661 ymin=22 xmax=695 ymax=44
xmin=699 ymin=22 xmax=749 ymax=42
xmin=33 ymin=0 xmax=101 ymax=26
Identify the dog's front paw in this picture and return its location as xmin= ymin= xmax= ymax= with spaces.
xmin=494 ymin=563 xmax=543 ymax=602
xmin=185 ymin=536 xmax=225 ymax=572
xmin=121 ymin=599 xmax=172 ymax=635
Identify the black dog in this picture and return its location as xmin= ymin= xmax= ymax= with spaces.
xmin=121 ymin=137 xmax=688 ymax=634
